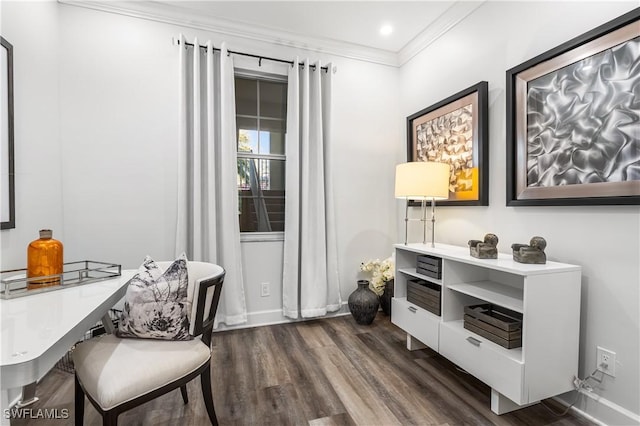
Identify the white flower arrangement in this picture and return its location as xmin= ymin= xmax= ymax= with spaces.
xmin=360 ymin=256 xmax=395 ymax=296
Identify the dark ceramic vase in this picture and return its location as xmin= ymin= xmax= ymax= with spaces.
xmin=379 ymin=279 xmax=394 ymax=316
xmin=348 ymin=280 xmax=379 ymax=325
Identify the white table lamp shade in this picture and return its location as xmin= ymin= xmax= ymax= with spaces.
xmin=395 ymin=162 xmax=450 ymax=200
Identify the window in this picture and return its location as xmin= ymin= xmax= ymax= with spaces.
xmin=235 ymin=75 xmax=287 ymax=233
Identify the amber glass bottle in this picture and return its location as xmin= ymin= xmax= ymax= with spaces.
xmin=27 ymin=229 xmax=63 ymax=289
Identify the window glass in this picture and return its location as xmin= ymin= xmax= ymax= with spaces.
xmin=236 ymin=159 xmax=286 ymax=232
xmin=260 ymin=81 xmax=287 ymax=119
xmin=235 ymin=76 xmax=287 ymax=233
xmin=258 ymin=119 xmax=285 ymax=155
xmin=237 ymin=117 xmax=258 ymax=153
xmin=235 ymin=78 xmax=257 ymax=116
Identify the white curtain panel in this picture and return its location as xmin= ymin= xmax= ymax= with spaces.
xmin=283 ymin=58 xmax=341 ymax=319
xmin=176 ymin=35 xmax=247 ymax=326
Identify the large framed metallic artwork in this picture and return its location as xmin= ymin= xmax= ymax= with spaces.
xmin=407 ymin=81 xmax=489 ymax=206
xmin=1 ymin=36 xmax=15 ymax=229
xmin=506 ymin=8 xmax=640 ymax=206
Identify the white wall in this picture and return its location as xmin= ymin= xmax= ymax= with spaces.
xmin=399 ymin=2 xmax=639 ymax=424
xmin=1 ymin=1 xmax=400 ymax=320
xmin=0 ymin=0 xmax=64 ymax=270
xmin=58 ymin=3 xmax=180 ymax=267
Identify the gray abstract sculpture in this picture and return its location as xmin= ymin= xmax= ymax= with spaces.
xmin=468 ymin=233 xmax=498 ymax=259
xmin=511 ymin=236 xmax=547 ymax=264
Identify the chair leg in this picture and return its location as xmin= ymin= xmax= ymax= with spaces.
xmin=180 ymin=385 xmax=189 ymax=404
xmin=74 ymin=374 xmax=84 ymax=426
xmin=103 ymin=410 xmax=118 ymax=426
xmin=200 ymin=364 xmax=218 ymax=426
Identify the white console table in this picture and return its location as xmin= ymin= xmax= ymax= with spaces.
xmin=392 ymin=243 xmax=581 ymax=414
xmin=1 ymin=270 xmax=135 ymax=424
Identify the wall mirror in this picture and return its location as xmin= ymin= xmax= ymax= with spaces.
xmin=1 ymin=36 xmax=15 ymax=229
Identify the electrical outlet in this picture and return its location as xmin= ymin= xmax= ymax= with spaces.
xmin=596 ymin=346 xmax=616 ymax=377
xmin=260 ymin=282 xmax=270 ymax=297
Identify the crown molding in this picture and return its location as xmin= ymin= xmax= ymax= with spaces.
xmin=58 ymin=0 xmax=483 ymax=68
xmin=398 ymin=1 xmax=485 ymax=66
xmin=58 ymin=0 xmax=399 ymax=66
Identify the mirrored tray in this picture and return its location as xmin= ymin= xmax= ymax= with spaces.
xmin=0 ymin=260 xmax=122 ymax=299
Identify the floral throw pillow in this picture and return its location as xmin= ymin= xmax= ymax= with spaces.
xmin=117 ymin=254 xmax=192 ymax=340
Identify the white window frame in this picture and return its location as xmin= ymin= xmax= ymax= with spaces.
xmin=235 ymin=70 xmax=287 ymax=242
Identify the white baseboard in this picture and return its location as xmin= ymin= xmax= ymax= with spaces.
xmin=554 ymin=389 xmax=640 ymax=426
xmin=213 ymin=302 xmax=351 ymax=332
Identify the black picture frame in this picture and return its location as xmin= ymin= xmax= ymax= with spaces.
xmin=1 ymin=36 xmax=15 ymax=229
xmin=406 ymin=81 xmax=489 ymax=206
xmin=506 ymin=8 xmax=640 ymax=206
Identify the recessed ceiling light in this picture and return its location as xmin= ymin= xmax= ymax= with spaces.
xmin=380 ymin=24 xmax=393 ymax=36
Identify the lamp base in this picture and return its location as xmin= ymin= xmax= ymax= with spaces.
xmin=404 ymin=198 xmax=437 ymax=247
xmin=430 ymin=198 xmax=436 ymax=248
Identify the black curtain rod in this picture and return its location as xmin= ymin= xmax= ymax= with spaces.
xmin=179 ymin=40 xmax=329 ymax=72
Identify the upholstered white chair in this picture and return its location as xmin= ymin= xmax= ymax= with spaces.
xmin=73 ymin=261 xmax=225 ymax=426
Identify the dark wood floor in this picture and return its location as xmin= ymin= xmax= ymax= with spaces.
xmin=13 ymin=314 xmax=593 ymax=426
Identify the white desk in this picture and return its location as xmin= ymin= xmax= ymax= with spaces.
xmin=0 ymin=270 xmax=134 ymax=411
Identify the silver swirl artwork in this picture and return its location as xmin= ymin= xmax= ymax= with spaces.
xmin=416 ymin=104 xmax=475 ymax=192
xmin=526 ymin=37 xmax=640 ymax=187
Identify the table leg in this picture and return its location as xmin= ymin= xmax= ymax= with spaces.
xmin=101 ymin=313 xmax=116 ymax=334
xmin=15 ymin=382 xmax=38 ymax=408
